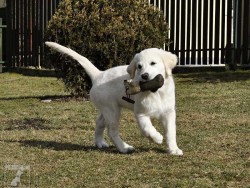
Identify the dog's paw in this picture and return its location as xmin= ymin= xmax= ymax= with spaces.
xmin=168 ymin=148 xmax=183 ymax=156
xmin=119 ymin=145 xmax=135 ymax=154
xmin=151 ymin=132 xmax=163 ymax=144
xmin=95 ymin=140 xmax=109 ymax=148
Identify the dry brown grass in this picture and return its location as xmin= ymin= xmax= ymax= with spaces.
xmin=0 ymin=71 xmax=249 ymax=187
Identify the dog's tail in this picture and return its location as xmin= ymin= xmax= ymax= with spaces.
xmin=45 ymin=41 xmax=101 ymax=81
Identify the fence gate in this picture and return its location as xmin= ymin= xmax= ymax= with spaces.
xmin=7 ymin=0 xmax=61 ymax=68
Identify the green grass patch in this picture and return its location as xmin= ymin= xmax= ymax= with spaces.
xmin=0 ymin=71 xmax=249 ymax=187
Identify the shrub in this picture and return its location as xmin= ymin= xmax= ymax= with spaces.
xmin=45 ymin=0 xmax=169 ymax=97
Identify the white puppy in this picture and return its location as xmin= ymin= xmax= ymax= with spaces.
xmin=45 ymin=42 xmax=183 ymax=155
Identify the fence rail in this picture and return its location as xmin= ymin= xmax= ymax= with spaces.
xmin=7 ymin=0 xmax=250 ymax=67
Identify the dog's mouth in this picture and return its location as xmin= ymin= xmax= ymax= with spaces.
xmin=139 ymin=77 xmax=153 ymax=83
xmin=139 ymin=74 xmax=164 ymax=92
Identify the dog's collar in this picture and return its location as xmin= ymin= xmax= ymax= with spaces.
xmin=122 ymin=96 xmax=135 ymax=104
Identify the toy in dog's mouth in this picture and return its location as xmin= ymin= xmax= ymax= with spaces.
xmin=122 ymin=74 xmax=164 ymax=103
xmin=124 ymin=74 xmax=164 ymax=95
xmin=140 ymin=74 xmax=164 ymax=92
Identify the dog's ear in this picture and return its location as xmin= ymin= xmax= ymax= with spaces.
xmin=127 ymin=54 xmax=138 ymax=79
xmin=159 ymin=49 xmax=178 ymax=76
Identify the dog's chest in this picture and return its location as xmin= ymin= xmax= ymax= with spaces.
xmin=134 ymin=91 xmax=173 ymax=117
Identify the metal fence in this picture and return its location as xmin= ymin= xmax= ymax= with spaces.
xmin=6 ymin=0 xmax=250 ymax=67
xmin=149 ymin=0 xmax=250 ymax=67
xmin=6 ymin=0 xmax=61 ymax=68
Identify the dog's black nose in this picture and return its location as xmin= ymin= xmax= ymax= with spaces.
xmin=141 ymin=73 xmax=149 ymax=80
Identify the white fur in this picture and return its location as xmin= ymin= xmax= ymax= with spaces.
xmin=45 ymin=42 xmax=183 ymax=155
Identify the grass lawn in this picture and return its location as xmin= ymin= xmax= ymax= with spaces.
xmin=0 ymin=71 xmax=249 ymax=187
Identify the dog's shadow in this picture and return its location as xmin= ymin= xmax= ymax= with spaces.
xmin=20 ymin=139 xmax=97 ymax=151
xmin=8 ymin=139 xmax=166 ymax=154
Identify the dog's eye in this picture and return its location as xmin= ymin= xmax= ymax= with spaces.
xmin=151 ymin=62 xmax=156 ymax=66
xmin=138 ymin=64 xmax=142 ymax=69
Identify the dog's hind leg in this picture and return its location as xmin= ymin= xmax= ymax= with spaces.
xmin=102 ymin=107 xmax=135 ymax=153
xmin=95 ymin=114 xmax=109 ymax=148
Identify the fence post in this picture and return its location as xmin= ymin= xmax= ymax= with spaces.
xmin=6 ymin=0 xmax=11 ymax=67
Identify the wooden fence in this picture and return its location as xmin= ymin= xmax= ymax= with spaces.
xmin=6 ymin=0 xmax=250 ymax=67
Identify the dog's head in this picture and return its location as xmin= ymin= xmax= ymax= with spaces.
xmin=127 ymin=48 xmax=177 ymax=82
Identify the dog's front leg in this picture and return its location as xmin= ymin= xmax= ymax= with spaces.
xmin=136 ymin=115 xmax=163 ymax=144
xmin=161 ymin=109 xmax=183 ymax=155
